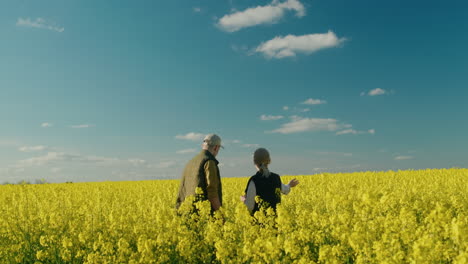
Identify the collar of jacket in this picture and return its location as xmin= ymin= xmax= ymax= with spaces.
xmin=201 ymin=149 xmax=219 ymax=165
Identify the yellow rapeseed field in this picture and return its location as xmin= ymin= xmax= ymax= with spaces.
xmin=0 ymin=168 xmax=467 ymax=263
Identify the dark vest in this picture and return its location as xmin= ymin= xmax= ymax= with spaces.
xmin=245 ymin=171 xmax=282 ymax=213
xmin=175 ymin=150 xmax=222 ymax=208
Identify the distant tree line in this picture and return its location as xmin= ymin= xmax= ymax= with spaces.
xmin=1 ymin=179 xmax=49 ymax=185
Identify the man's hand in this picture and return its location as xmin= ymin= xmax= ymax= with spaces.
xmin=240 ymin=195 xmax=246 ymax=202
xmin=288 ymin=178 xmax=299 ymax=188
xmin=208 ymin=196 xmax=221 ymax=211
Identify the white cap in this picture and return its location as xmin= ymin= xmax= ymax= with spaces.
xmin=203 ymin=134 xmax=224 ymax=149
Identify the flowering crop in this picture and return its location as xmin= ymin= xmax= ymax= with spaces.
xmin=0 ymin=169 xmax=467 ymax=263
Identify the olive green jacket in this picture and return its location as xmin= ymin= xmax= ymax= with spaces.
xmin=175 ymin=150 xmax=222 ymax=209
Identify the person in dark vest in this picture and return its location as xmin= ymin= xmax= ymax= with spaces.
xmin=175 ymin=134 xmax=223 ymax=212
xmin=241 ymin=148 xmax=299 ymax=214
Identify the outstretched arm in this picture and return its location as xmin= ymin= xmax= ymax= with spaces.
xmin=281 ymin=178 xmax=299 ymax=194
xmin=288 ymin=178 xmax=299 ymax=187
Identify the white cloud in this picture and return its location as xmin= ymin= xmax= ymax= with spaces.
xmin=82 ymin=156 xmax=119 ymax=163
xmin=17 ymin=152 xmax=67 ymax=166
xmin=223 ymin=139 xmax=243 ymax=145
xmin=317 ymin=151 xmax=353 ymax=157
xmin=256 ymin=31 xmax=346 ymax=59
xmin=299 ymin=108 xmax=310 ymax=112
xmin=335 ymin=128 xmax=375 ymax=136
xmin=0 ymin=140 xmax=20 ymax=147
xmin=312 ymin=167 xmax=328 ymax=171
xmin=218 ymin=161 xmax=238 ymax=168
xmin=176 ymin=148 xmax=197 ymax=154
xmin=301 ymin=98 xmax=327 ymax=105
xmin=336 ymin=129 xmax=357 ymax=135
xmin=369 ymin=88 xmax=386 ymax=96
xmin=217 ymin=0 xmax=305 ymax=32
xmin=41 ymin=122 xmax=53 ymax=128
xmin=175 ymin=132 xmax=205 ymax=141
xmin=193 ymin=7 xmax=202 ymax=13
xmin=128 ymin=159 xmax=147 ymax=166
xmin=152 ymin=161 xmax=177 ymax=169
xmin=17 ymin=152 xmax=118 ymax=167
xmin=71 ymin=124 xmax=94 ymax=129
xmin=283 ymin=106 xmax=289 ymax=111
xmin=260 ymin=114 xmax=284 ymax=121
xmin=361 ymin=88 xmax=388 ymax=96
xmin=270 ymin=116 xmax=342 ymax=134
xmin=242 ymin=144 xmax=260 ymax=148
xmin=394 ymin=156 xmax=414 ymax=160
xmin=51 ymin=168 xmax=61 ymax=173
xmin=18 ymin=145 xmax=47 ymax=152
xmin=16 ymin=17 xmax=64 ymax=33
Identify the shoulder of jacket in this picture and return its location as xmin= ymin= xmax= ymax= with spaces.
xmin=203 ymin=159 xmax=217 ymax=168
xmin=208 ymin=159 xmax=217 ymax=164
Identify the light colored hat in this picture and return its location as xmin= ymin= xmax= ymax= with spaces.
xmin=253 ymin=148 xmax=270 ymax=165
xmin=203 ymin=134 xmax=224 ymax=148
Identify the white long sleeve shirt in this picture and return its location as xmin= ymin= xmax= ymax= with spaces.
xmin=243 ymin=176 xmax=291 ymax=212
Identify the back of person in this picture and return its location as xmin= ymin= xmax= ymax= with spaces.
xmin=241 ymin=147 xmax=299 ymax=214
xmin=246 ymin=171 xmax=282 ymax=213
xmin=176 ymin=150 xmax=211 ymax=207
xmin=175 ymin=134 xmax=223 ymax=211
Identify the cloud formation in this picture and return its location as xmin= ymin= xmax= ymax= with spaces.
xmin=301 ymin=98 xmax=327 ymax=105
xmin=336 ymin=129 xmax=375 ymax=135
xmin=0 ymin=140 xmax=20 ymax=147
xmin=17 ymin=152 xmax=118 ymax=167
xmin=270 ymin=116 xmax=342 ymax=134
xmin=260 ymin=114 xmax=284 ymax=121
xmin=175 ymin=132 xmax=205 ymax=141
xmin=256 ymin=31 xmax=346 ymax=59
xmin=71 ymin=124 xmax=94 ymax=129
xmin=128 ymin=159 xmax=147 ymax=166
xmin=41 ymin=122 xmax=53 ymax=128
xmin=394 ymin=156 xmax=414 ymax=160
xmin=16 ymin=152 xmax=151 ymax=170
xmin=217 ymin=0 xmax=305 ymax=32
xmin=176 ymin=148 xmax=197 ymax=154
xmin=18 ymin=145 xmax=47 ymax=152
xmin=316 ymin=151 xmax=353 ymax=157
xmin=152 ymin=161 xmax=177 ymax=169
xmin=361 ymin=88 xmax=388 ymax=96
xmin=16 ymin=17 xmax=64 ymax=33
xmin=242 ymin=144 xmax=260 ymax=148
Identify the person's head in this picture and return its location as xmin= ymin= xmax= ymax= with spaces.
xmin=253 ymin=148 xmax=270 ymax=177
xmin=202 ymin=134 xmax=223 ymax=157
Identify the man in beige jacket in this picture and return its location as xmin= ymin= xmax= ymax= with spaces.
xmin=175 ymin=134 xmax=223 ymax=212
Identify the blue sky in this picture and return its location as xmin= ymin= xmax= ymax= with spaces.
xmin=1 ymin=0 xmax=467 ymax=183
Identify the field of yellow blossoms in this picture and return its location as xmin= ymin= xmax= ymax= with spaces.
xmin=0 ymin=168 xmax=467 ymax=263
